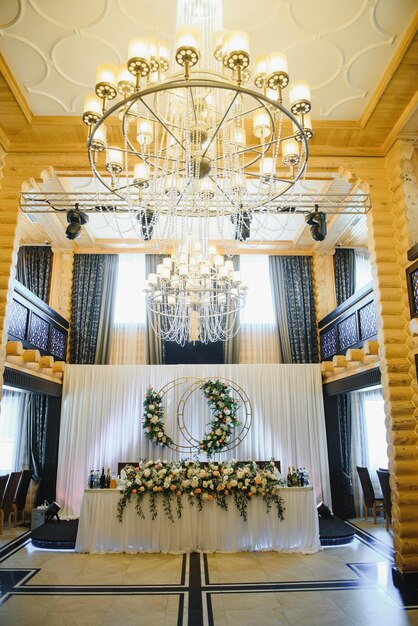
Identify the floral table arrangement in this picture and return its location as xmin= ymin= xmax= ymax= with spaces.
xmin=117 ymin=459 xmax=285 ymax=523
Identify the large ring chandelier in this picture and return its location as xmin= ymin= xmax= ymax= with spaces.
xmin=81 ymin=0 xmax=313 ymax=253
xmin=145 ymin=243 xmax=247 ymax=345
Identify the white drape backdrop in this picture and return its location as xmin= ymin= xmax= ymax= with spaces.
xmin=57 ymin=364 xmax=331 ymax=517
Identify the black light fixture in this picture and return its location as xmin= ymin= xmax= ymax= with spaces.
xmin=44 ymin=501 xmax=61 ymax=523
xmin=317 ymin=502 xmax=333 ymax=519
xmin=65 ymin=204 xmax=89 ymax=240
xmin=306 ymin=204 xmax=327 ymax=241
xmin=137 ymin=208 xmax=155 ymax=240
xmin=231 ymin=211 xmax=251 ymax=241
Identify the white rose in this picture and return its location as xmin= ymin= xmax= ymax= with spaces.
xmin=147 ymin=413 xmax=152 ymax=418
xmin=224 ymin=409 xmax=230 ymax=415
xmin=151 ymin=416 xmax=159 ymax=424
xmin=215 ymin=428 xmax=222 ymax=436
xmin=203 ymin=481 xmax=208 ymax=488
xmin=143 ymin=469 xmax=150 ymax=477
xmin=135 ymin=478 xmax=141 ymax=485
xmin=191 ymin=477 xmax=199 ymax=487
xmin=164 ymin=480 xmax=170 ymax=489
xmin=148 ymin=404 xmax=155 ymax=410
xmin=230 ymin=479 xmax=238 ymax=487
xmin=225 ymin=417 xmax=231 ymax=423
xmin=250 ymin=486 xmax=257 ymax=493
xmin=126 ymin=480 xmax=132 ymax=487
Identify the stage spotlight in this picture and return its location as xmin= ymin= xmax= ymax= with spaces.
xmin=137 ymin=209 xmax=155 ymax=240
xmin=65 ymin=205 xmax=89 ymax=240
xmin=317 ymin=502 xmax=333 ymax=519
xmin=44 ymin=501 xmax=61 ymax=523
xmin=231 ymin=211 xmax=251 ymax=241
xmin=306 ymin=205 xmax=327 ymax=242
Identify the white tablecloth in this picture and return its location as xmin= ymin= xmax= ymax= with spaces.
xmin=75 ymin=487 xmax=320 ymax=554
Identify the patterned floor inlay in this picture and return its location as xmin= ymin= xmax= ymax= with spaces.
xmin=1 ymin=524 xmax=418 ymax=625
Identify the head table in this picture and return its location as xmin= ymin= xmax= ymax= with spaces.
xmin=75 ymin=486 xmax=320 ymax=554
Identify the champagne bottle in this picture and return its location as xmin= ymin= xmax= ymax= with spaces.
xmin=106 ymin=468 xmax=111 ymax=489
xmin=100 ymin=467 xmax=106 ymax=489
xmin=287 ymin=466 xmax=292 ymax=487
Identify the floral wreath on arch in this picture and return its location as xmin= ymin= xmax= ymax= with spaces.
xmin=142 ymin=379 xmax=241 ymax=457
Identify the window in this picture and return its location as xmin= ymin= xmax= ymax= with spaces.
xmin=238 ymin=255 xmax=279 ymax=363
xmin=239 ymin=255 xmax=275 ymax=324
xmin=113 ymin=254 xmax=146 ymax=325
xmin=354 ymin=249 xmax=372 ymax=292
xmin=363 ymin=389 xmax=387 ymax=470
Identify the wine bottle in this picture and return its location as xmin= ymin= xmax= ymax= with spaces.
xmin=287 ymin=466 xmax=291 ymax=487
xmin=88 ymin=470 xmax=94 ymax=489
xmin=100 ymin=467 xmax=106 ymax=489
xmin=106 ymin=468 xmax=111 ymax=489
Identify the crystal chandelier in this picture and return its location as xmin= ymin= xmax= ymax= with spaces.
xmin=81 ymin=0 xmax=313 ymax=253
xmin=145 ymin=243 xmax=247 ymax=345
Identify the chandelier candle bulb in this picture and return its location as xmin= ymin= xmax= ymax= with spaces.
xmin=90 ymin=124 xmax=107 ymax=152
xmin=148 ymin=273 xmax=158 ymax=285
xmin=267 ymin=51 xmax=288 ymax=75
xmin=83 ymin=93 xmax=102 ymax=125
xmin=137 ymin=119 xmax=154 ymax=145
xmin=96 ymin=64 xmax=117 ymax=88
xmin=214 ymin=255 xmax=224 ymax=267
xmin=282 ymin=138 xmax=300 ymax=166
xmin=253 ymin=111 xmax=271 ymax=139
xmin=254 ymin=54 xmax=268 ymax=88
xmin=161 ymin=267 xmax=171 ymax=280
xmin=200 ymin=264 xmax=210 ymax=276
xmin=163 ymin=257 xmax=172 ymax=268
xmin=176 ymin=26 xmax=200 ymax=50
xmin=260 ymin=157 xmax=275 ymax=178
xmin=133 ymin=162 xmax=150 ymax=186
xmin=213 ymin=28 xmax=229 ymax=59
xmin=233 ymin=271 xmax=241 ymax=282
xmin=106 ymin=148 xmax=123 ymax=173
xmin=289 ymin=80 xmax=311 ymax=115
xmin=293 ymin=112 xmax=313 ymax=141
xmin=117 ymin=64 xmax=135 ymax=95
xmin=224 ymin=260 xmax=234 ymax=272
xmin=158 ymin=40 xmax=170 ymax=71
xmin=156 ymin=263 xmax=164 ymax=275
xmin=128 ymin=37 xmax=150 ymax=62
xmin=224 ymin=30 xmax=250 ymax=55
xmin=167 ymin=295 xmax=176 ymax=306
xmin=179 ymin=264 xmax=188 ymax=276
xmin=234 ymin=127 xmax=246 ymax=150
xmin=208 ymin=245 xmax=217 ymax=256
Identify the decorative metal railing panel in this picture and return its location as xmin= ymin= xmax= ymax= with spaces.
xmin=7 ymin=281 xmax=69 ymax=361
xmin=318 ymin=282 xmax=377 ymax=361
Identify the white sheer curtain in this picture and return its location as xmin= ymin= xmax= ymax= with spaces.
xmin=354 ymin=248 xmax=372 ymax=292
xmin=0 ymin=389 xmax=29 ymax=474
xmin=109 ymin=254 xmax=147 ymax=364
xmin=57 ymin=363 xmax=331 ymax=518
xmin=239 ymin=255 xmax=280 ymax=363
xmin=350 ymin=386 xmax=387 ymax=515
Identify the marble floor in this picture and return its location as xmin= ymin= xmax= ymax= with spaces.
xmin=0 ymin=518 xmax=418 ymax=625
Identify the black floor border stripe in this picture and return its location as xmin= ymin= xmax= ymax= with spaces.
xmin=206 ymin=592 xmax=214 ymax=626
xmin=0 ymin=533 xmax=31 ymax=561
xmin=345 ymin=522 xmax=395 ymax=559
xmin=180 ymin=553 xmax=187 ymax=586
xmin=177 ymin=592 xmax=185 ymax=626
xmin=202 ymin=577 xmax=375 ymax=593
xmin=14 ymin=585 xmax=186 ymax=593
xmin=188 ymin=553 xmax=203 ymax=626
xmin=203 ymin=553 xmax=210 ymax=585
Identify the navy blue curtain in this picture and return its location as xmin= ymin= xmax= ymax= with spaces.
xmin=337 ymin=395 xmax=355 ymax=518
xmin=278 ymin=256 xmax=318 ymax=363
xmin=16 ymin=245 xmax=52 ymax=302
xmin=27 ymin=394 xmax=48 ymax=483
xmin=334 ymin=248 xmax=355 ymax=306
xmin=70 ymin=255 xmax=112 ymax=364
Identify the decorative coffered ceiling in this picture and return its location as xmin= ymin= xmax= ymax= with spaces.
xmin=0 ymin=0 xmax=416 ymax=119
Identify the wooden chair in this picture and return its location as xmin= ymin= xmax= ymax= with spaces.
xmin=13 ymin=469 xmax=33 ymax=525
xmin=377 ymin=469 xmax=392 ymax=531
xmin=0 ymin=471 xmax=21 ymax=530
xmin=0 ymin=474 xmax=9 ymax=534
xmin=356 ymin=466 xmax=384 ymax=524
